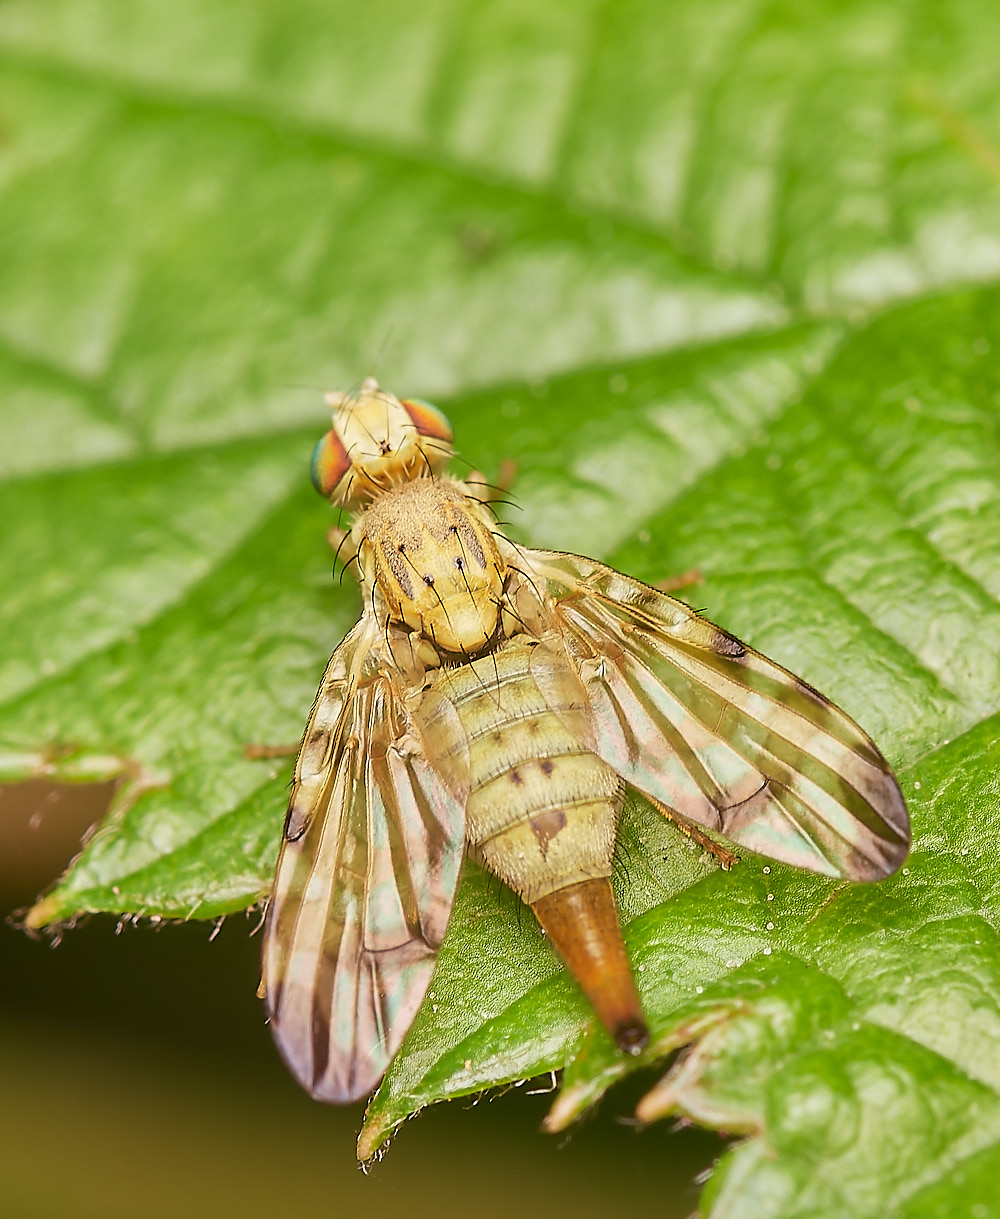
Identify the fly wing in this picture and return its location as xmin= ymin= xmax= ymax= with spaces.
xmin=521 ymin=549 xmax=909 ymax=881
xmin=262 ymin=616 xmax=467 ymax=1102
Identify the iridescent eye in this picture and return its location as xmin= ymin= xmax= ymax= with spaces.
xmin=400 ymin=397 xmax=453 ymax=444
xmin=310 ymin=429 xmax=351 ymax=498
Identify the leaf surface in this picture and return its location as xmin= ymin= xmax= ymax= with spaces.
xmin=3 ymin=2 xmax=1000 ymax=1212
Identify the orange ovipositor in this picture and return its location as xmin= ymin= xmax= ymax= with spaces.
xmin=531 ymin=878 xmax=649 ymax=1054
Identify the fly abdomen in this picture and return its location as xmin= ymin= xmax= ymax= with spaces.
xmin=426 ymin=633 xmax=647 ymax=1054
xmin=431 ymin=635 xmax=622 ymax=905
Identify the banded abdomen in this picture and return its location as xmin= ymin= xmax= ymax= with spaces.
xmin=416 ymin=633 xmax=649 ymax=1053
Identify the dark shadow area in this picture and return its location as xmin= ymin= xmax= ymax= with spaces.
xmin=1 ymin=781 xmax=725 ymax=1219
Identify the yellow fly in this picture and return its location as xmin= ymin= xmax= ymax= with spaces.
xmin=261 ymin=378 xmax=909 ymax=1103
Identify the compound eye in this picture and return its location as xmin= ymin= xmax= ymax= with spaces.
xmin=400 ymin=397 xmax=453 ymax=444
xmin=310 ymin=428 xmax=351 ymax=498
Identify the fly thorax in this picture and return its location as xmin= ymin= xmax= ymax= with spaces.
xmin=361 ymin=478 xmax=506 ymax=656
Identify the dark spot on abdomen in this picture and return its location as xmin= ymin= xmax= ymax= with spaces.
xmin=540 ymin=759 xmax=554 ymax=776
xmin=530 ymin=809 xmax=567 ymax=858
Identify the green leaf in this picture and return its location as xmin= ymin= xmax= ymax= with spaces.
xmin=2 ymin=1 xmax=1000 ymax=1213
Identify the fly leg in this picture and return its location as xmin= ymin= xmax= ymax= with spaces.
xmin=244 ymin=743 xmax=299 ymax=760
xmin=654 ymin=569 xmax=703 ymax=593
xmin=644 ymin=794 xmax=739 ymax=871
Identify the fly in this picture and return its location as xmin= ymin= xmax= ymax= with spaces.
xmin=261 ymin=378 xmax=910 ymax=1103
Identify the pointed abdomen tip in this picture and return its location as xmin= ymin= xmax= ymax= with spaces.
xmin=616 ymin=1021 xmax=650 ymax=1055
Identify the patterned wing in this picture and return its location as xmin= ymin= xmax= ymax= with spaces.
xmin=262 ymin=616 xmax=467 ymax=1102
xmin=522 ymin=550 xmax=909 ymax=880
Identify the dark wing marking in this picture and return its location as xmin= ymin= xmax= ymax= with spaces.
xmin=262 ymin=617 xmax=467 ymax=1102
xmin=522 ymin=550 xmax=909 ymax=880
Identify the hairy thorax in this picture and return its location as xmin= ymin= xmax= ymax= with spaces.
xmin=359 ymin=478 xmax=506 ymax=657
